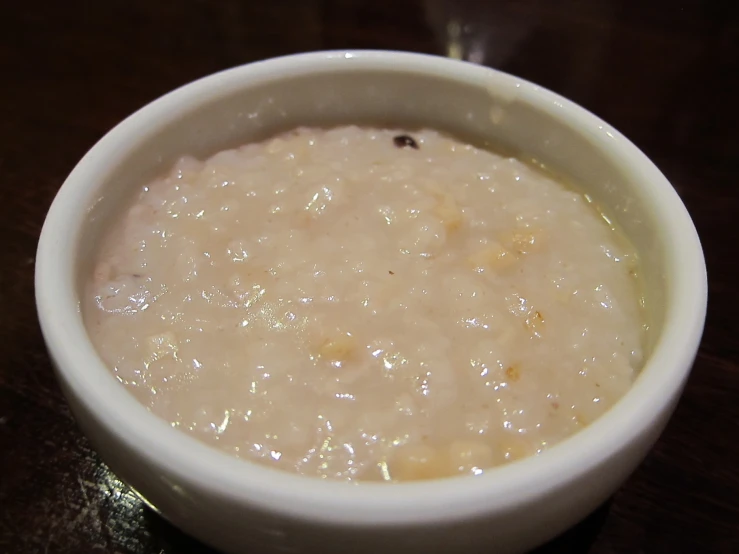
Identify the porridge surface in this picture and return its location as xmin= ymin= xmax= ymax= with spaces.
xmin=84 ymin=126 xmax=644 ymax=482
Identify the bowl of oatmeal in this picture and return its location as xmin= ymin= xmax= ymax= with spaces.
xmin=36 ymin=51 xmax=706 ymax=554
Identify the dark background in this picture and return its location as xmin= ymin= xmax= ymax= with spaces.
xmin=1 ymin=1 xmax=737 ymax=552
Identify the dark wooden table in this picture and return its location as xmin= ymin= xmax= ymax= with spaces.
xmin=1 ymin=1 xmax=737 ymax=552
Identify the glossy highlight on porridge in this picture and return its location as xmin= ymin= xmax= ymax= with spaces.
xmin=84 ymin=126 xmax=645 ymax=482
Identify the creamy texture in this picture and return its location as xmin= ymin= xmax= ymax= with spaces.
xmin=84 ymin=126 xmax=645 ymax=482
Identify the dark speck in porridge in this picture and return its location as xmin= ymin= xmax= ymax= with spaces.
xmin=393 ymin=134 xmax=419 ymax=149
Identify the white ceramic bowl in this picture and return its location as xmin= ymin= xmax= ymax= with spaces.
xmin=36 ymin=51 xmax=707 ymax=554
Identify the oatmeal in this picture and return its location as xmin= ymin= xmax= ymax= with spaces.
xmin=84 ymin=126 xmax=645 ymax=481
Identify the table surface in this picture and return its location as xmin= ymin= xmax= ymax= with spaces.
xmin=1 ymin=1 xmax=737 ymax=552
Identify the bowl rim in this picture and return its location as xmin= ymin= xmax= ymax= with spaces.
xmin=35 ymin=50 xmax=707 ymax=526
